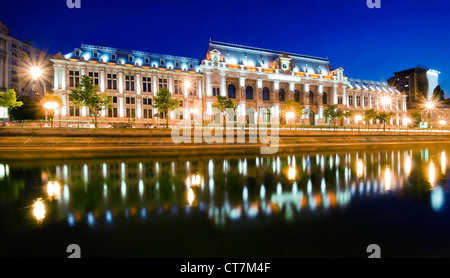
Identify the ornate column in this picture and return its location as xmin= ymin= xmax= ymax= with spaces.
xmin=342 ymin=84 xmax=347 ymax=107
xmin=118 ymin=71 xmax=124 ymax=94
xmin=303 ymin=83 xmax=310 ymax=125
xmin=333 ymin=84 xmax=338 ymax=105
xmin=257 ymin=79 xmax=263 ymax=123
xmin=152 ymin=75 xmax=157 ymax=95
xmin=220 ymin=71 xmax=226 ymax=97
xmin=205 ymin=71 xmax=212 ymax=97
xmin=136 ymin=72 xmax=142 ymax=119
xmin=100 ymin=69 xmax=105 ymax=92
xmin=239 ymin=76 xmax=246 ymax=124
xmin=53 ymin=65 xmax=59 ymax=90
xmin=289 ymin=81 xmax=295 ymax=102
xmin=318 ymin=84 xmax=324 ymax=125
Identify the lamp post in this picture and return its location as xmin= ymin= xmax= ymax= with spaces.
xmin=403 ymin=117 xmax=411 ymax=134
xmin=380 ymin=96 xmax=391 ymax=111
xmin=286 ymin=111 xmax=295 ymax=130
xmin=43 ymin=101 xmax=59 ymax=128
xmin=189 ymin=108 xmax=199 ymax=129
xmin=30 ymin=66 xmax=47 ymax=96
xmin=439 ymin=120 xmax=446 ymax=134
xmin=355 ymin=115 xmax=363 ymax=132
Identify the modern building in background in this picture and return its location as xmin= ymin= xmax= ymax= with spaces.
xmin=51 ymin=41 xmax=407 ymax=126
xmin=388 ymin=66 xmax=445 ymax=127
xmin=388 ymin=66 xmax=441 ymax=103
xmin=0 ymin=19 xmax=51 ymax=100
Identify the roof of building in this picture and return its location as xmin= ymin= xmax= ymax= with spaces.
xmin=347 ymin=78 xmax=400 ymax=93
xmin=206 ymin=41 xmax=334 ymax=75
xmin=63 ymin=44 xmax=202 ymax=72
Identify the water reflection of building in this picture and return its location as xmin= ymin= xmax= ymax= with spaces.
xmin=17 ymin=147 xmax=449 ymax=225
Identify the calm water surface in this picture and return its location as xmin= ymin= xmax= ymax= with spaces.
xmin=1 ymin=145 xmax=450 ymax=258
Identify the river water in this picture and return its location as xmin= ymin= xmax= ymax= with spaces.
xmin=1 ymin=144 xmax=450 ymax=258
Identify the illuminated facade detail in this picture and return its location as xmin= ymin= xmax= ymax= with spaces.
xmin=52 ymin=44 xmax=202 ymax=123
xmin=202 ymin=41 xmax=407 ymax=125
xmin=51 ymin=41 xmax=407 ymax=126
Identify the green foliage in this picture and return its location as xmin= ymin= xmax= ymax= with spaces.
xmin=153 ymin=86 xmax=180 ymax=128
xmin=69 ymin=75 xmax=112 ymax=128
xmin=212 ymin=95 xmax=237 ymax=123
xmin=281 ymin=100 xmax=305 ymax=122
xmin=344 ymin=109 xmax=355 ymax=119
xmin=212 ymin=95 xmax=237 ymax=112
xmin=363 ymin=109 xmax=378 ymax=126
xmin=411 ymin=112 xmax=422 ymax=127
xmin=0 ymin=89 xmax=23 ymax=109
xmin=323 ymin=105 xmax=338 ymax=125
xmin=376 ymin=111 xmax=394 ymax=131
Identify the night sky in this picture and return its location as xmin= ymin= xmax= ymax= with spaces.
xmin=1 ymin=0 xmax=449 ymax=96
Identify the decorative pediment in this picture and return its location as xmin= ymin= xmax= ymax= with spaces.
xmin=210 ymin=49 xmax=221 ymax=62
xmin=332 ymin=67 xmax=345 ymax=80
xmin=53 ymin=52 xmax=65 ymax=60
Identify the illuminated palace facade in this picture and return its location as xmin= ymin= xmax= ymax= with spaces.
xmin=51 ymin=41 xmax=407 ymax=126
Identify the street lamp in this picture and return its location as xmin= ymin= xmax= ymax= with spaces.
xmin=379 ymin=96 xmax=391 ymax=111
xmin=403 ymin=117 xmax=411 ymax=134
xmin=190 ymin=173 xmax=201 ymax=186
xmin=43 ymin=101 xmax=59 ymax=127
xmin=425 ymin=101 xmax=435 ymax=110
xmin=189 ymin=108 xmax=199 ymax=129
xmin=355 ymin=115 xmax=363 ymax=131
xmin=29 ymin=66 xmax=47 ymax=96
xmin=30 ymin=66 xmax=43 ymax=80
xmin=286 ymin=111 xmax=295 ymax=130
xmin=439 ymin=120 xmax=446 ymax=134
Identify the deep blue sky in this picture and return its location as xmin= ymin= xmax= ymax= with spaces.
xmin=1 ymin=0 xmax=449 ymax=95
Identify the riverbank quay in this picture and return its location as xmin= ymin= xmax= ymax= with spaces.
xmin=1 ymin=127 xmax=450 ymax=161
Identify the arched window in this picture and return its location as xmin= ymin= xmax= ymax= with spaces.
xmin=246 ymin=86 xmax=253 ymax=100
xmin=322 ymin=92 xmax=327 ymax=104
xmin=309 ymin=91 xmax=314 ymax=104
xmin=279 ymin=89 xmax=285 ymax=101
xmin=228 ymin=84 xmax=236 ymax=99
xmin=294 ymin=90 xmax=300 ymax=102
xmin=263 ymin=87 xmax=270 ymax=101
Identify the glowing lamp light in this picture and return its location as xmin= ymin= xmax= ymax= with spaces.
xmin=30 ymin=67 xmax=43 ymax=80
xmin=357 ymin=159 xmax=364 ymax=178
xmin=44 ymin=102 xmax=59 ymax=110
xmin=189 ymin=108 xmax=199 ymax=114
xmin=439 ymin=120 xmax=446 ymax=126
xmin=33 ymin=199 xmax=45 ymax=222
xmin=405 ymin=155 xmax=412 ymax=176
xmin=191 ymin=174 xmax=201 ymax=186
xmin=425 ymin=101 xmax=435 ymax=110
xmin=187 ymin=188 xmax=195 ymax=206
xmin=47 ymin=181 xmax=61 ymax=198
xmin=184 ymin=80 xmax=192 ymax=89
xmin=355 ymin=115 xmax=363 ymax=124
xmin=403 ymin=118 xmax=411 ymax=126
xmin=384 ymin=167 xmax=392 ymax=191
xmin=288 ymin=166 xmax=296 ymax=180
xmin=380 ymin=96 xmax=391 ymax=107
xmin=429 ymin=161 xmax=436 ymax=186
xmin=286 ymin=112 xmax=295 ymax=120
